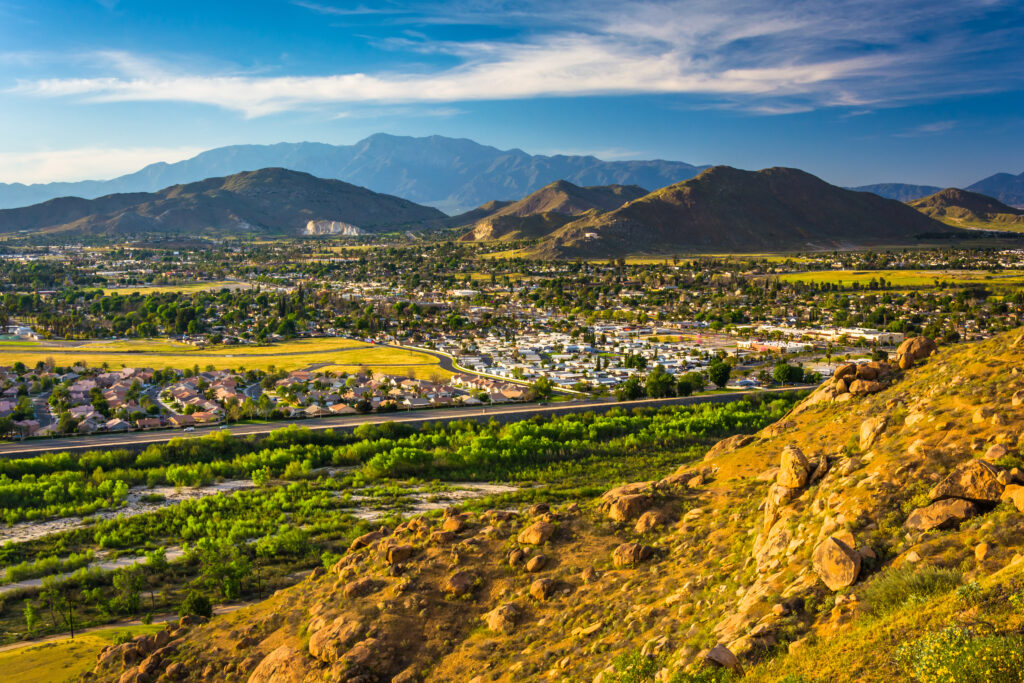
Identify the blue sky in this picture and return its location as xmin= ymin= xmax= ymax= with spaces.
xmin=0 ymin=0 xmax=1022 ymax=187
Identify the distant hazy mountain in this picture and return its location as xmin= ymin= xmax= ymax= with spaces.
xmin=850 ymin=183 xmax=942 ymax=202
xmin=966 ymin=172 xmax=1024 ymax=207
xmin=910 ymin=188 xmax=1024 ymax=231
xmin=533 ymin=166 xmax=954 ymax=258
xmin=457 ymin=180 xmax=647 ymax=241
xmin=0 ymin=168 xmax=446 ymax=237
xmin=0 ymin=134 xmax=710 ymax=214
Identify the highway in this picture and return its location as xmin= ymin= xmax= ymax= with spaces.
xmin=0 ymin=388 xmax=804 ymax=458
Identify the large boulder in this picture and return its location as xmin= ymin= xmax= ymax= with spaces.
xmin=517 ymin=521 xmax=556 ymax=545
xmin=612 ymin=542 xmax=653 ymax=568
xmin=848 ymin=379 xmax=886 ymax=395
xmin=248 ymin=645 xmax=307 ymax=683
xmin=530 ymin=578 xmax=556 ymax=601
xmin=484 ymin=603 xmax=520 ymax=634
xmin=905 ymin=498 xmax=978 ymax=531
xmin=308 ymin=617 xmax=365 ymax=663
xmin=897 ymin=336 xmax=937 ymax=366
xmin=606 ymin=494 xmax=652 ymax=522
xmin=777 ymin=445 xmax=810 ymax=489
xmin=635 ymin=509 xmax=668 ymax=534
xmin=859 ymin=416 xmax=887 ymax=451
xmin=445 ymin=570 xmax=476 ymax=597
xmin=929 ymin=460 xmax=1004 ymax=504
xmin=833 ymin=362 xmax=857 ymax=381
xmin=812 ymin=536 xmax=861 ymax=591
xmin=704 ymin=644 xmax=743 ymax=674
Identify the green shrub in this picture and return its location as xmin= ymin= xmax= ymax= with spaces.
xmin=895 ymin=626 xmax=1024 ymax=682
xmin=862 ymin=565 xmax=961 ymax=613
xmin=1009 ymin=591 xmax=1024 ymax=613
xmin=668 ymin=669 xmax=734 ymax=683
xmin=606 ymin=650 xmax=659 ymax=682
xmin=178 ymin=590 xmax=213 ymax=618
xmin=955 ymin=580 xmax=982 ymax=606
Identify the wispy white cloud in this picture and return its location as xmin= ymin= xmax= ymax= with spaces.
xmin=894 ymin=120 xmax=959 ymax=137
xmin=0 ymin=146 xmax=205 ymax=184
xmin=9 ymin=0 xmax=1024 ymax=117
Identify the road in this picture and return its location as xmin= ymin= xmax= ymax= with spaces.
xmin=0 ymin=388 xmax=805 ymax=458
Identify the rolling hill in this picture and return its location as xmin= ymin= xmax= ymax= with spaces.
xmin=90 ymin=329 xmax=1024 ymax=682
xmin=531 ymin=166 xmax=956 ymax=258
xmin=910 ymin=187 xmax=1024 ymax=231
xmin=0 ymin=134 xmax=709 ymax=214
xmin=0 ymin=168 xmax=447 ymax=237
xmin=457 ymin=180 xmax=647 ymax=241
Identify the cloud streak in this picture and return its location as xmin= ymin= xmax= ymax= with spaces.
xmin=10 ymin=0 xmax=1024 ymax=117
xmin=0 ymin=146 xmax=205 ymax=184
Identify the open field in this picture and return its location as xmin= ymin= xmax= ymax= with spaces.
xmin=101 ymin=281 xmax=253 ymax=296
xmin=0 ymin=338 xmax=451 ymax=375
xmin=780 ymin=268 xmax=1024 ymax=288
xmin=0 ymin=623 xmax=161 ymax=682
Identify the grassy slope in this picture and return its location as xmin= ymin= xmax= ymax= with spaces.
xmin=89 ymin=329 xmax=1024 ymax=682
xmin=0 ymin=624 xmax=161 ymax=683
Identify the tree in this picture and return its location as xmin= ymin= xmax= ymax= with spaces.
xmin=615 ymin=376 xmax=645 ymax=401
xmin=645 ymin=365 xmax=676 ymax=398
xmin=23 ymin=602 xmax=38 ymax=636
xmin=708 ymin=359 xmax=731 ymax=389
xmin=112 ymin=566 xmax=144 ymax=615
xmin=531 ymin=376 xmax=554 ymax=401
xmin=178 ymin=590 xmax=212 ymax=619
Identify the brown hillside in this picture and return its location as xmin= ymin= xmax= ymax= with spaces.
xmin=459 ymin=180 xmax=647 ymax=241
xmin=0 ymin=169 xmax=447 ymax=237
xmin=910 ymin=187 xmax=1024 ymax=231
xmin=532 ymin=166 xmax=956 ymax=258
xmin=92 ymin=330 xmax=1024 ymax=682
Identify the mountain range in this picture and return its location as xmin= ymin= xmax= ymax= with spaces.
xmin=453 ymin=180 xmax=648 ymax=242
xmin=851 ymin=172 xmax=1024 ymax=206
xmin=0 ymin=169 xmax=446 ymax=237
xmin=0 ymin=134 xmax=709 ymax=214
xmin=524 ymin=166 xmax=955 ymax=258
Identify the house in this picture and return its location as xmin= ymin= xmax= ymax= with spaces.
xmin=136 ymin=417 xmax=163 ymax=429
xmin=192 ymin=411 xmax=220 ymax=424
xmin=329 ymin=403 xmax=357 ymax=415
xmin=168 ymin=414 xmax=195 ymax=428
xmin=303 ymin=405 xmax=328 ymax=418
xmin=105 ymin=418 xmax=131 ymax=432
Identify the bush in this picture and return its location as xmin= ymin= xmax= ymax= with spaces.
xmin=895 ymin=626 xmax=1024 ymax=683
xmin=178 ymin=590 xmax=213 ymax=618
xmin=668 ymin=669 xmax=734 ymax=683
xmin=862 ymin=565 xmax=961 ymax=613
xmin=607 ymin=650 xmax=659 ymax=682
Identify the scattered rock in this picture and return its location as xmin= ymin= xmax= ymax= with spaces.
xmin=517 ymin=521 xmax=556 ymax=545
xmin=905 ymin=498 xmax=978 ymax=531
xmin=386 ymin=544 xmax=414 ymax=566
xmin=525 ymin=555 xmax=548 ymax=572
xmin=606 ymin=494 xmax=652 ymax=522
xmin=859 ymin=416 xmax=887 ymax=451
xmin=530 ymin=578 xmax=556 ymax=601
xmin=248 ymin=645 xmax=307 ymax=683
xmin=812 ymin=536 xmax=862 ymax=591
xmin=445 ymin=570 xmax=475 ymax=597
xmin=484 ymin=603 xmax=520 ymax=634
xmin=929 ymin=460 xmax=1004 ymax=503
xmin=778 ymin=445 xmax=810 ymax=488
xmin=508 ymin=548 xmax=527 ymax=567
xmin=350 ymin=529 xmax=385 ymax=551
xmin=975 ymin=543 xmax=991 ymax=562
xmin=308 ymin=617 xmax=365 ymax=663
xmin=612 ymin=542 xmax=653 ymax=568
xmin=634 ymin=509 xmax=667 ymax=533
xmin=343 ymin=577 xmax=379 ymax=598
xmin=896 ymin=336 xmax=937 ymax=366
xmin=704 ymin=644 xmax=744 ymax=674
xmin=849 ymin=379 xmax=886 ymax=395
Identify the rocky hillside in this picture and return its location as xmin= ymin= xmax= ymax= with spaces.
xmin=0 ymin=169 xmax=447 ymax=237
xmin=910 ymin=187 xmax=1024 ymax=230
xmin=531 ymin=166 xmax=955 ymax=258
xmin=90 ymin=331 xmax=1024 ymax=682
xmin=456 ymin=181 xmax=647 ymax=242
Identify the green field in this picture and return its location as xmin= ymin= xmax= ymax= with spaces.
xmin=780 ymin=269 xmax=1024 ymax=288
xmin=0 ymin=337 xmax=452 ymax=376
xmin=0 ymin=623 xmax=161 ymax=683
xmin=101 ymin=281 xmax=253 ymax=295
